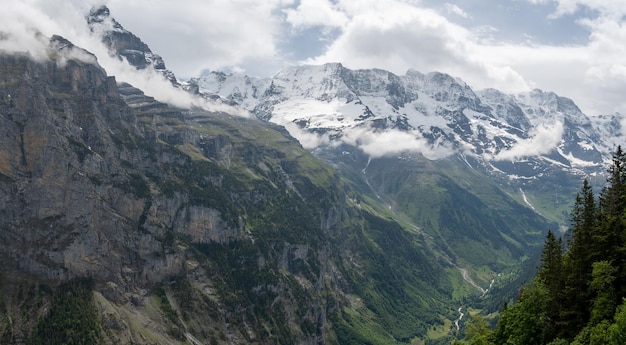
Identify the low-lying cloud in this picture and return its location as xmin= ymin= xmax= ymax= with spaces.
xmin=494 ymin=121 xmax=564 ymax=161
xmin=282 ymin=121 xmax=456 ymax=160
xmin=341 ymin=127 xmax=455 ymax=159
xmin=0 ymin=1 xmax=251 ymax=117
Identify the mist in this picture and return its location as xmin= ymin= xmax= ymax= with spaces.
xmin=0 ymin=1 xmax=251 ymax=117
xmin=494 ymin=121 xmax=565 ymax=161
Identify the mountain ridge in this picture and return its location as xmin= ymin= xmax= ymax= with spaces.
xmin=192 ymin=61 xmax=623 ymax=228
xmin=194 ymin=63 xmax=621 ymax=170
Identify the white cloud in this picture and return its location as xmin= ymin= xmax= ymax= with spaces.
xmin=281 ymin=120 xmax=456 ymax=160
xmin=444 ymin=3 xmax=470 ymax=18
xmin=282 ymin=122 xmax=333 ymax=150
xmin=307 ymin=3 xmax=471 ymax=74
xmin=99 ymin=53 xmax=253 ymax=116
xmin=283 ymin=0 xmax=349 ymax=29
xmin=495 ymin=122 xmax=564 ymax=161
xmin=341 ymin=127 xmax=454 ymax=159
xmin=105 ymin=0 xmax=289 ymax=78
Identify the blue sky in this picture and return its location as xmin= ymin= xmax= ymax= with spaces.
xmin=2 ymin=0 xmax=625 ymax=117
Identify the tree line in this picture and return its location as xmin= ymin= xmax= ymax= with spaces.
xmin=455 ymin=146 xmax=626 ymax=345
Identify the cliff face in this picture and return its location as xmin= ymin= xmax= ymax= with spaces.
xmin=0 ymin=41 xmax=338 ymax=343
xmin=0 ymin=40 xmax=332 ymax=284
xmin=0 ymin=49 xmax=180 ymax=285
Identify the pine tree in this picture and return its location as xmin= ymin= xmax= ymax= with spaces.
xmin=589 ymin=261 xmax=618 ymax=325
xmin=595 ymin=147 xmax=626 ymax=260
xmin=560 ymin=179 xmax=597 ymax=338
xmin=596 ymin=146 xmax=626 ymax=314
xmin=538 ymin=230 xmax=564 ymax=341
xmin=600 ymin=146 xmax=626 ymax=217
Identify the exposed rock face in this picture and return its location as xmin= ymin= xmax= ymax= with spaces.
xmin=87 ymin=6 xmax=178 ymax=84
xmin=0 ymin=38 xmax=352 ymax=344
xmin=0 ymin=48 xmax=181 ymax=287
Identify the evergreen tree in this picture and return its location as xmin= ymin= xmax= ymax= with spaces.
xmin=493 ymin=282 xmax=547 ymax=344
xmin=609 ymin=298 xmax=626 ymax=344
xmin=537 ymin=230 xmax=564 ymax=341
xmin=599 ymin=146 xmax=626 ymax=218
xmin=561 ymin=179 xmax=596 ymax=338
xmin=595 ymin=146 xmax=626 ymax=262
xmin=596 ymin=146 xmax=626 ymax=315
xmin=589 ymin=261 xmax=618 ymax=325
xmin=465 ymin=314 xmax=493 ymax=345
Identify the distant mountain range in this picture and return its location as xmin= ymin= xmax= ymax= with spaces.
xmin=186 ymin=60 xmax=625 ymax=229
xmin=192 ymin=63 xmax=623 ymax=176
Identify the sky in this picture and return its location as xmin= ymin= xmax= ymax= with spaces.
xmin=1 ymin=0 xmax=625 ymax=117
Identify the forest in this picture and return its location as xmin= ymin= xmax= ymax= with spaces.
xmin=455 ymin=147 xmax=626 ymax=345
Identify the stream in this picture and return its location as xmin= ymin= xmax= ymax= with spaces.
xmin=454 ymin=307 xmax=465 ymax=331
xmin=457 ymin=267 xmax=486 ymax=294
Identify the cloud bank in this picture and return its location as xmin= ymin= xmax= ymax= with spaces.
xmin=282 ymin=121 xmax=455 ymax=160
xmin=0 ymin=0 xmax=251 ymax=116
xmin=494 ymin=121 xmax=565 ymax=161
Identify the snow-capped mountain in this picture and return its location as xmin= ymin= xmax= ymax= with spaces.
xmin=87 ymin=6 xmax=178 ymax=85
xmin=192 ymin=63 xmax=624 ymax=180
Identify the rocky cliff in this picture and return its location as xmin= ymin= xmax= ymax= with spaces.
xmin=0 ymin=35 xmax=488 ymax=345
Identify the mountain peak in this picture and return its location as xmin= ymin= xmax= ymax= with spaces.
xmin=87 ymin=6 xmax=177 ymax=84
xmin=86 ymin=5 xmax=124 ymax=33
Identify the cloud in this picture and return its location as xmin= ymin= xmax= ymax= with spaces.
xmin=307 ymin=3 xmax=471 ymax=73
xmin=282 ymin=122 xmax=333 ymax=150
xmin=105 ymin=0 xmax=289 ymax=78
xmin=495 ymin=122 xmax=565 ymax=161
xmin=0 ymin=0 xmax=251 ymax=116
xmin=97 ymin=53 xmax=253 ymax=116
xmin=281 ymin=119 xmax=455 ymax=160
xmin=305 ymin=0 xmax=533 ymax=94
xmin=284 ymin=0 xmax=349 ymax=29
xmin=341 ymin=126 xmax=454 ymax=159
xmin=444 ymin=3 xmax=470 ymax=18
xmin=0 ymin=2 xmax=60 ymax=60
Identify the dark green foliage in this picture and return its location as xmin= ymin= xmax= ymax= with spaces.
xmin=151 ymin=283 xmax=187 ymax=341
xmin=336 ymin=211 xmax=450 ymax=343
xmin=330 ymin=313 xmax=377 ymax=345
xmin=152 ymin=284 xmax=180 ymax=326
xmin=589 ymin=261 xmax=618 ymax=325
xmin=464 ymin=315 xmax=492 ymax=345
xmin=28 ymin=278 xmax=100 ymax=345
xmin=537 ymin=230 xmax=564 ymax=339
xmin=560 ymin=179 xmax=596 ymax=336
xmin=487 ymin=146 xmax=626 ymax=344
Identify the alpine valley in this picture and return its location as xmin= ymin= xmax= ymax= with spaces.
xmin=0 ymin=5 xmax=623 ymax=345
